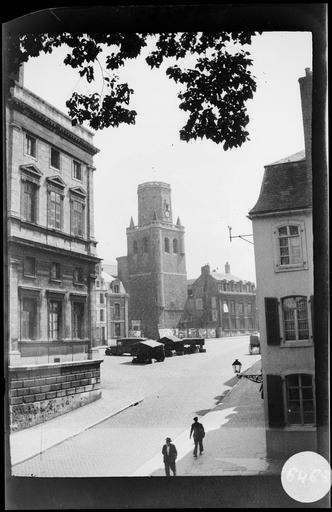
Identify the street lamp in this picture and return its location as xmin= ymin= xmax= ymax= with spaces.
xmin=232 ymin=359 xmax=242 ymax=374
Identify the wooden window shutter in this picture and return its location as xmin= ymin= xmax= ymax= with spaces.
xmin=265 ymin=297 xmax=280 ymax=345
xmin=266 ymin=374 xmax=285 ymax=427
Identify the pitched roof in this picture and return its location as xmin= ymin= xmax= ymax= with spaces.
xmin=249 ymin=156 xmax=311 ymax=217
xmin=211 ymin=271 xmax=248 ymax=283
xmin=268 ymin=150 xmax=305 ymax=166
xmin=187 ymin=278 xmax=196 ymax=286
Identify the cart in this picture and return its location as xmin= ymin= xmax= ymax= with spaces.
xmin=249 ymin=334 xmax=261 ymax=354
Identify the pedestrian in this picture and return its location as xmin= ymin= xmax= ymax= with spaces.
xmin=162 ymin=437 xmax=177 ymax=476
xmin=190 ymin=416 xmax=205 ymax=457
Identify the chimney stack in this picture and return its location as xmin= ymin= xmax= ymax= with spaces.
xmin=298 ymin=67 xmax=312 ymax=166
xmin=201 ymin=264 xmax=210 ymax=276
xmin=225 ymin=262 xmax=230 ymax=274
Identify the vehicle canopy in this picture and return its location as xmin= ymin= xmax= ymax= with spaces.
xmin=182 ymin=338 xmax=205 ymax=347
xmin=159 ymin=335 xmax=183 ymax=349
xmin=132 ymin=339 xmax=165 ymax=357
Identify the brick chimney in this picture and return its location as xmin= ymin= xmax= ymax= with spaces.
xmin=298 ymin=67 xmax=312 ymax=165
xmin=225 ymin=262 xmax=230 ymax=274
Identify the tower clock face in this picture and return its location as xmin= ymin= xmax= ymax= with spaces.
xmin=165 ymin=211 xmax=170 ymax=217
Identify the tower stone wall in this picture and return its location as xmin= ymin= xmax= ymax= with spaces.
xmin=125 ymin=182 xmax=187 ymax=338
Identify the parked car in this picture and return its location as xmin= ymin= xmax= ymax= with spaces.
xmin=105 ymin=337 xmax=145 ymax=356
xmin=182 ymin=338 xmax=206 ymax=354
xmin=159 ymin=335 xmax=184 ymax=357
xmin=249 ymin=333 xmax=261 ymax=354
xmin=132 ymin=339 xmax=165 ymax=364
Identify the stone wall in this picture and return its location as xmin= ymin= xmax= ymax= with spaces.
xmin=9 ymin=359 xmax=102 ymax=432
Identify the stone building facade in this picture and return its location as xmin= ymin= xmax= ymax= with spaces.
xmin=117 ymin=182 xmax=187 ymax=339
xmin=95 ymin=265 xmax=129 ymax=342
xmin=248 ymin=69 xmax=316 ymax=458
xmin=181 ymin=263 xmax=257 ymax=337
xmin=6 ymin=71 xmax=102 ymax=430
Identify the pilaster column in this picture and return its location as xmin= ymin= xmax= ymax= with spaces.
xmin=9 ymin=258 xmax=21 ymax=364
xmin=88 ymin=265 xmax=99 ymax=359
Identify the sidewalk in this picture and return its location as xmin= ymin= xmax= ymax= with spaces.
xmin=10 ymin=380 xmax=144 ymax=466
xmin=133 ymin=360 xmax=283 ymax=477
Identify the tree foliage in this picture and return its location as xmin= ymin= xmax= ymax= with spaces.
xmin=6 ymin=31 xmax=259 ymax=149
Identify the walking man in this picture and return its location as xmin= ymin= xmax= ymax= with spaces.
xmin=190 ymin=416 xmax=205 ymax=457
xmin=162 ymin=437 xmax=177 ymax=476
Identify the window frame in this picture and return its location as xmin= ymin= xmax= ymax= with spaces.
xmin=164 ymin=237 xmax=170 ymax=253
xmin=48 ymin=188 xmax=64 ymax=230
xmin=73 ymin=160 xmax=82 ymax=181
xmin=50 ymin=146 xmax=61 ymax=170
xmin=284 ymin=373 xmax=316 ymax=427
xmin=70 ymin=197 xmax=85 ymax=238
xmin=50 ymin=262 xmax=61 ymax=281
xmin=24 ymin=132 xmax=37 ymax=158
xmin=73 ymin=267 xmax=84 ymax=285
xmin=23 ymin=256 xmax=36 ymax=277
xmin=173 ymin=238 xmax=178 ymax=253
xmin=20 ymin=296 xmax=38 ymax=340
xmin=48 ymin=298 xmax=64 ymax=341
xmin=281 ymin=295 xmax=310 ymax=343
xmin=72 ymin=301 xmax=85 ymax=339
xmin=273 ymin=221 xmax=308 ymax=272
xmin=114 ymin=303 xmax=120 ymax=319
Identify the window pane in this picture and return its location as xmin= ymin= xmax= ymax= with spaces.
xmin=303 ymin=412 xmax=315 ymax=424
xmin=22 ymin=298 xmax=37 ymax=339
xmin=278 ymin=226 xmax=288 ymax=236
xmin=303 ymin=400 xmax=314 ymax=411
xmin=301 ymin=374 xmax=313 ymax=386
xmin=287 ymin=375 xmax=299 ymax=387
xmin=288 ymin=411 xmax=302 ymax=424
xmin=279 ymin=238 xmax=288 ymax=247
xmin=288 ymin=388 xmax=300 ymax=400
xmin=289 ymin=225 xmax=299 ymax=235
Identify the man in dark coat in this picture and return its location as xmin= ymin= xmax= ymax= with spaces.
xmin=190 ymin=416 xmax=205 ymax=457
xmin=162 ymin=437 xmax=177 ymax=476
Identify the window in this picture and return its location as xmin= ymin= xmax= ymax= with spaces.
xmin=173 ymin=239 xmax=178 ymax=253
xmin=114 ymin=303 xmax=120 ymax=318
xmin=143 ymin=237 xmax=148 ymax=253
xmin=73 ymin=161 xmax=82 ymax=180
xmin=21 ymin=297 xmax=37 ymax=339
xmin=164 ymin=237 xmax=170 ymax=253
xmin=277 ymin=225 xmax=302 ymax=266
xmin=115 ymin=323 xmax=121 ymax=337
xmin=72 ymin=302 xmax=84 ymax=338
xmin=211 ymin=297 xmax=217 ymax=308
xmin=113 ymin=284 xmax=119 ymax=293
xmin=239 ymin=302 xmax=244 ymax=314
xmin=48 ymin=300 xmax=62 ymax=340
xmin=247 ymin=303 xmax=252 ymax=314
xmin=51 ymin=147 xmax=61 ymax=169
xmin=50 ymin=262 xmax=61 ymax=280
xmin=96 ymin=280 xmax=100 ymax=288
xmin=73 ymin=267 xmax=83 ymax=283
xmin=71 ymin=200 xmax=84 ymax=237
xmin=100 ymin=293 xmax=104 ymax=304
xmin=133 ymin=241 xmax=138 ymax=254
xmin=195 ymin=298 xmax=203 ymax=310
xmin=240 ymin=317 xmax=245 ymax=329
xmin=188 ymin=288 xmax=193 ymax=297
xmin=231 ymin=301 xmax=235 ymax=314
xmin=286 ymin=374 xmax=315 ymax=425
xmin=100 ymin=309 xmax=105 ymax=322
xmin=24 ymin=256 xmax=36 ymax=277
xmin=223 ymin=317 xmax=230 ymax=330
xmin=282 ymin=296 xmax=309 ymax=341
xmin=212 ymin=310 xmax=218 ymax=321
xmin=48 ymin=190 xmax=62 ymax=229
xmin=101 ymin=326 xmax=106 ymax=342
xmin=25 ymin=133 xmax=36 ymax=157
xmin=22 ymin=181 xmax=37 ymax=222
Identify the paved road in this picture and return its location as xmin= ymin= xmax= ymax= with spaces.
xmin=13 ymin=336 xmax=260 ymax=477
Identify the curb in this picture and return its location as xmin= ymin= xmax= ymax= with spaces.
xmin=11 ymin=396 xmax=144 ymax=466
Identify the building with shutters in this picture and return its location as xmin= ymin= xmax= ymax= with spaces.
xmin=94 ymin=264 xmax=129 ymax=342
xmin=117 ymin=181 xmax=187 ymax=339
xmin=248 ymin=68 xmax=315 ymax=458
xmin=6 ymin=68 xmax=102 ymax=431
xmin=181 ymin=263 xmax=257 ymax=337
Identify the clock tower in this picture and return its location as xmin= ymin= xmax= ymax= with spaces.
xmin=119 ymin=182 xmax=187 ymax=339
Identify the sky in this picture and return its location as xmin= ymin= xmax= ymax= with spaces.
xmin=23 ymin=31 xmax=312 ymax=282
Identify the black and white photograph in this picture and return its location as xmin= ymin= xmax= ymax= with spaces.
xmin=3 ymin=3 xmax=329 ymax=509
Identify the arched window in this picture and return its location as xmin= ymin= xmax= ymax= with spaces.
xmin=133 ymin=240 xmax=138 ymax=254
xmin=164 ymin=237 xmax=170 ymax=253
xmin=173 ymin=238 xmax=178 ymax=253
xmin=143 ymin=237 xmax=148 ymax=253
xmin=282 ymin=296 xmax=309 ymax=341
